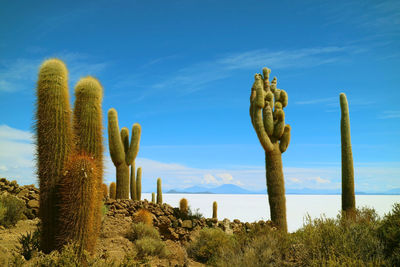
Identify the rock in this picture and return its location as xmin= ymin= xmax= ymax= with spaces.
xmin=182 ymin=220 xmax=192 ymax=229
xmin=222 ymin=218 xmax=233 ymax=235
xmin=27 ymin=200 xmax=39 ymax=209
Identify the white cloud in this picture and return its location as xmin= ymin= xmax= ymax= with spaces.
xmin=380 ymin=110 xmax=400 ymax=119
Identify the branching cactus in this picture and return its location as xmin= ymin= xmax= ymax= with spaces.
xmin=157 ymin=178 xmax=162 ymax=204
xmin=249 ymin=67 xmax=291 ymax=232
xmin=130 ymin=163 xmax=136 ymax=200
xmin=340 ymin=93 xmax=355 ymax=218
xmin=136 ymin=167 xmax=142 ymax=201
xmin=212 ymin=201 xmax=218 ymax=220
xmin=108 ymin=108 xmax=141 ymax=199
xmin=109 ymin=182 xmax=116 ymax=199
xmin=35 ymin=59 xmax=74 ymax=252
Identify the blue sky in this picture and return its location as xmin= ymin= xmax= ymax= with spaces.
xmin=0 ymin=0 xmax=399 ymax=193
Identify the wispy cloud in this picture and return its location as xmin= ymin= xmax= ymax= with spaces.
xmin=149 ymin=45 xmax=365 ymax=95
xmin=380 ymin=110 xmax=400 ymax=119
xmin=0 ymin=52 xmax=108 ymax=93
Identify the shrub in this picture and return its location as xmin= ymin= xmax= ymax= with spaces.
xmin=187 ymin=207 xmax=204 ymax=220
xmin=0 ymin=193 xmax=26 ymax=227
xmin=127 ymin=222 xmax=160 ymax=241
xmin=187 ymin=228 xmax=235 ymax=264
xmin=135 ymin=237 xmax=168 ymax=258
xmin=16 ymin=229 xmax=40 ymax=260
xmin=378 ymin=203 xmax=400 ymax=265
xmin=133 ymin=209 xmax=153 ymax=225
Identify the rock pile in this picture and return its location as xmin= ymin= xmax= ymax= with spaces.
xmin=105 ymin=198 xmax=275 ymax=242
xmin=0 ymin=178 xmax=39 ymax=219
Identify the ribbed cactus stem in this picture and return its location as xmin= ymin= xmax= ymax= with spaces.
xmin=102 ymin=183 xmax=108 ymax=199
xmin=109 ymin=182 xmax=116 ymax=199
xmin=57 ymin=153 xmax=99 ymax=256
xmin=249 ymin=67 xmax=290 ymax=232
xmin=212 ymin=201 xmax=217 ymax=220
xmin=157 ymin=178 xmax=162 ymax=204
xmin=36 ymin=58 xmax=74 ymax=253
xmin=340 ymin=93 xmax=355 ymax=218
xmin=108 ymin=108 xmax=141 ymax=199
xmin=180 ymin=198 xmax=188 ymax=214
xmin=136 ymin=167 xmax=142 ymax=201
xmin=151 ymin=192 xmax=155 ymax=204
xmin=130 ymin=163 xmax=136 ymax=200
xmin=73 ymin=76 xmax=104 ymax=249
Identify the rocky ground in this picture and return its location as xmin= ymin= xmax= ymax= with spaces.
xmin=0 ymin=178 xmax=273 ymax=266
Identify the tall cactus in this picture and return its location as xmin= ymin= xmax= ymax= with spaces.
xmin=212 ymin=201 xmax=218 ymax=220
xmin=109 ymin=182 xmax=116 ymax=199
xmin=57 ymin=153 xmax=99 ymax=255
xmin=249 ymin=67 xmax=291 ymax=232
xmin=73 ymin=76 xmax=104 ymax=243
xmin=340 ymin=93 xmax=355 ymax=218
xmin=180 ymin=198 xmax=188 ymax=215
xmin=108 ymin=108 xmax=141 ymax=199
xmin=151 ymin=192 xmax=155 ymax=204
xmin=130 ymin=163 xmax=137 ymax=200
xmin=136 ymin=167 xmax=142 ymax=201
xmin=157 ymin=178 xmax=162 ymax=204
xmin=35 ymin=58 xmax=74 ymax=252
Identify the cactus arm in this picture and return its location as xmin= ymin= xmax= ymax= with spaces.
xmin=126 ymin=123 xmax=141 ymax=165
xmin=120 ymin=127 xmax=130 ymax=156
xmin=107 ymin=108 xmax=125 ymax=166
xmin=130 ymin=163 xmax=136 ymax=200
xmin=251 ymin=74 xmax=274 ymax=152
xmin=273 ymin=109 xmax=285 ymax=139
xmin=136 ymin=167 xmax=142 ymax=201
xmin=279 ymin=125 xmax=291 ymax=153
xmin=263 ymin=102 xmax=274 ymax=136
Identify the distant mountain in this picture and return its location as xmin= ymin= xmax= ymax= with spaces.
xmin=166 ymin=184 xmax=400 ymax=195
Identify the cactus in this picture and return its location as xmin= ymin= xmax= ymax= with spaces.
xmin=101 ymin=183 xmax=108 ymax=199
xmin=151 ymin=192 xmax=155 ymax=204
xmin=136 ymin=167 xmax=142 ymax=201
xmin=157 ymin=178 xmax=162 ymax=204
xmin=108 ymin=108 xmax=141 ymax=199
xmin=35 ymin=58 xmax=74 ymax=252
xmin=73 ymin=76 xmax=104 ymax=248
xmin=130 ymin=163 xmax=137 ymax=200
xmin=109 ymin=182 xmax=116 ymax=199
xmin=180 ymin=198 xmax=188 ymax=215
xmin=249 ymin=67 xmax=291 ymax=232
xmin=57 ymin=153 xmax=99 ymax=256
xmin=340 ymin=93 xmax=355 ymax=218
xmin=212 ymin=201 xmax=218 ymax=220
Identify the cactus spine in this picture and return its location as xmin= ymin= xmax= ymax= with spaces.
xmin=157 ymin=178 xmax=162 ymax=204
xmin=212 ymin=201 xmax=218 ymax=220
xmin=130 ymin=163 xmax=136 ymax=200
xmin=340 ymin=93 xmax=355 ymax=218
xmin=109 ymin=182 xmax=116 ymax=199
xmin=136 ymin=167 xmax=142 ymax=201
xmin=57 ymin=153 xmax=99 ymax=255
xmin=249 ymin=67 xmax=290 ymax=232
xmin=36 ymin=59 xmax=74 ymax=253
xmin=151 ymin=192 xmax=155 ymax=203
xmin=73 ymin=76 xmax=104 ymax=246
xmin=180 ymin=198 xmax=188 ymax=215
xmin=108 ymin=108 xmax=141 ymax=199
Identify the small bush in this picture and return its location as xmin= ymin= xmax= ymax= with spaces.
xmin=133 ymin=209 xmax=153 ymax=225
xmin=378 ymin=203 xmax=400 ymax=265
xmin=16 ymin=229 xmax=40 ymax=260
xmin=187 ymin=228 xmax=235 ymax=264
xmin=128 ymin=222 xmax=160 ymax=242
xmin=135 ymin=237 xmax=168 ymax=258
xmin=0 ymin=193 xmax=26 ymax=227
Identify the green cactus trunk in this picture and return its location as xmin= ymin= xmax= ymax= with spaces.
xmin=130 ymin=163 xmax=136 ymax=200
xmin=116 ymin=163 xmax=130 ymax=199
xmin=151 ymin=192 xmax=155 ymax=203
xmin=36 ymin=59 xmax=74 ymax=253
xmin=265 ymin=143 xmax=287 ymax=232
xmin=57 ymin=153 xmax=98 ymax=256
xmin=157 ymin=178 xmax=162 ymax=204
xmin=136 ymin=167 xmax=142 ymax=201
xmin=340 ymin=93 xmax=355 ymax=219
xmin=212 ymin=201 xmax=218 ymax=220
xmin=73 ymin=76 xmax=104 ymax=250
xmin=109 ymin=182 xmax=116 ymax=199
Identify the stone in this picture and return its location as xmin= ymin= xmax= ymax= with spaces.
xmin=182 ymin=220 xmax=192 ymax=229
xmin=27 ymin=200 xmax=39 ymax=209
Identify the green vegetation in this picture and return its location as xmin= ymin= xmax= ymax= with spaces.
xmin=0 ymin=193 xmax=26 ymax=228
xmin=179 ymin=198 xmax=188 ymax=215
xmin=130 ymin=163 xmax=136 ymax=200
xmin=136 ymin=167 xmax=142 ymax=201
xmin=17 ymin=229 xmax=40 ymax=260
xmin=109 ymin=182 xmax=116 ymax=200
xmin=212 ymin=201 xmax=217 ymax=220
xmin=156 ymin=178 xmax=162 ymax=204
xmin=249 ymin=67 xmax=291 ymax=232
